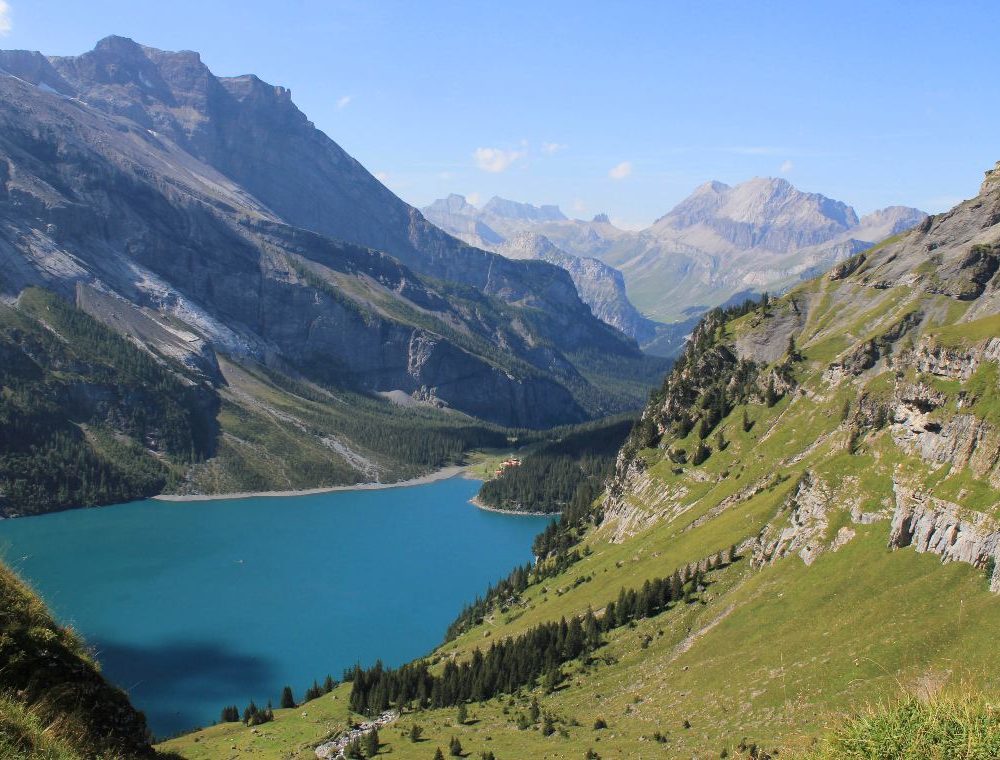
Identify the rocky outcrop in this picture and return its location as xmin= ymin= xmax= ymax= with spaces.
xmin=927 ymin=243 xmax=1000 ymax=301
xmin=828 ymin=252 xmax=866 ymax=281
xmin=750 ymin=472 xmax=857 ymax=567
xmin=889 ymin=481 xmax=1000 ymax=592
xmin=906 ymin=336 xmax=1000 ymax=382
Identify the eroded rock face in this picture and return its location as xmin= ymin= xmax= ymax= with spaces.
xmin=750 ymin=472 xmax=858 ymax=567
xmin=889 ymin=482 xmax=1000 ymax=592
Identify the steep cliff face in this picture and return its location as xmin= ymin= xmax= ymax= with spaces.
xmin=888 ymin=482 xmax=1000 ymax=592
xmin=0 ymin=38 xmax=659 ymax=434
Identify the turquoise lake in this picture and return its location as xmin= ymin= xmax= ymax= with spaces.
xmin=0 ymin=476 xmax=551 ymax=738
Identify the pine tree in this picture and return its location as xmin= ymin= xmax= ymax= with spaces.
xmin=281 ymin=685 xmax=295 ymax=709
xmin=544 ymin=665 xmax=563 ymax=693
xmin=456 ymin=703 xmax=468 ymax=725
xmin=764 ymin=376 xmax=778 ymax=407
xmin=324 ymin=674 xmax=336 ymax=693
xmin=742 ymin=408 xmax=752 ymax=432
xmin=529 ymin=698 xmax=540 ymax=723
xmin=449 ymin=735 xmax=463 ymax=756
xmin=433 ymin=749 xmax=445 ymax=760
xmin=409 ymin=724 xmax=424 ymax=742
xmin=345 ymin=738 xmax=363 ymax=759
xmin=364 ymin=728 xmax=379 ymax=757
xmin=692 ymin=441 xmax=710 ymax=465
xmin=542 ymin=714 xmax=555 ymax=736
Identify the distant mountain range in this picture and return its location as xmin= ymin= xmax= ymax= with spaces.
xmin=423 ymin=180 xmax=926 ymax=324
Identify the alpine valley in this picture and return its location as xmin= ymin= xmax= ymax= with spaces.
xmin=1 ymin=33 xmax=999 ymax=760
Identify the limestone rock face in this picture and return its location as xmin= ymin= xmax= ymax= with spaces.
xmin=889 ymin=482 xmax=1000 ymax=592
xmin=750 ymin=472 xmax=859 ymax=568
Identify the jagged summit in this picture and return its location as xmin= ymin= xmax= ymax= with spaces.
xmin=482 ymin=196 xmax=567 ymax=222
xmin=652 ymin=176 xmax=860 ymax=250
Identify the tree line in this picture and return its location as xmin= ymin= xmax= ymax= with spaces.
xmin=348 ymin=548 xmax=739 ymax=716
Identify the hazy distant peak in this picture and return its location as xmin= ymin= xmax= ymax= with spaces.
xmin=592 ymin=213 xmax=611 ymax=224
xmin=653 ymin=176 xmax=860 ymax=250
xmin=424 ymin=194 xmax=481 ymax=217
xmin=483 ymin=196 xmax=567 ymax=222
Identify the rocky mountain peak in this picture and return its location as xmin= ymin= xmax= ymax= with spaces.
xmin=981 ymin=160 xmax=1000 ymax=195
xmin=482 ymin=197 xmax=567 ymax=222
xmin=652 ymin=176 xmax=860 ymax=252
xmin=425 ymin=194 xmax=480 ymax=217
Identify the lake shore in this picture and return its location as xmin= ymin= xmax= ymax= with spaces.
xmin=153 ymin=464 xmax=469 ymax=502
xmin=468 ymin=494 xmax=555 ymax=517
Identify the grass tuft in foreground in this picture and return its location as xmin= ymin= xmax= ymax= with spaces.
xmin=807 ymin=693 xmax=1000 ymax=760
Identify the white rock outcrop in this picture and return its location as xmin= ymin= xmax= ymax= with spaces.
xmin=889 ymin=481 xmax=1000 ymax=592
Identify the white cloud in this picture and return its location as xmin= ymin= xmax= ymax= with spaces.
xmin=542 ymin=142 xmax=568 ymax=154
xmin=466 ymin=192 xmax=482 ymax=206
xmin=571 ymin=198 xmax=587 ymax=214
xmin=374 ymin=171 xmax=389 ymax=184
xmin=0 ymin=2 xmax=11 ymax=36
xmin=779 ymin=160 xmax=794 ymax=174
xmin=473 ymin=146 xmax=526 ymax=173
xmin=336 ymin=95 xmax=352 ymax=109
xmin=608 ymin=161 xmax=632 ymax=180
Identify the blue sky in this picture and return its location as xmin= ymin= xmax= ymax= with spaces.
xmin=3 ymin=1 xmax=999 ymax=227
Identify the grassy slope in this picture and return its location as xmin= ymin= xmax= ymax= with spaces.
xmin=169 ymin=202 xmax=1000 ymax=756
xmin=0 ymin=563 xmax=155 ymax=759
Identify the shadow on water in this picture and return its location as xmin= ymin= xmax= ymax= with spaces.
xmin=92 ymin=638 xmax=278 ymax=739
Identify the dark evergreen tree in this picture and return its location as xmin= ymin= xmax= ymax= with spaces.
xmin=281 ymin=685 xmax=296 ymax=709
xmin=364 ymin=728 xmax=379 ymax=757
xmin=692 ymin=441 xmax=711 ymax=465
xmin=764 ymin=376 xmax=778 ymax=407
xmin=449 ymin=735 xmax=463 ymax=756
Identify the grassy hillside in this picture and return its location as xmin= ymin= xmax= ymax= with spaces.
xmin=0 ymin=562 xmax=156 ymax=759
xmin=164 ymin=173 xmax=1000 ymax=758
